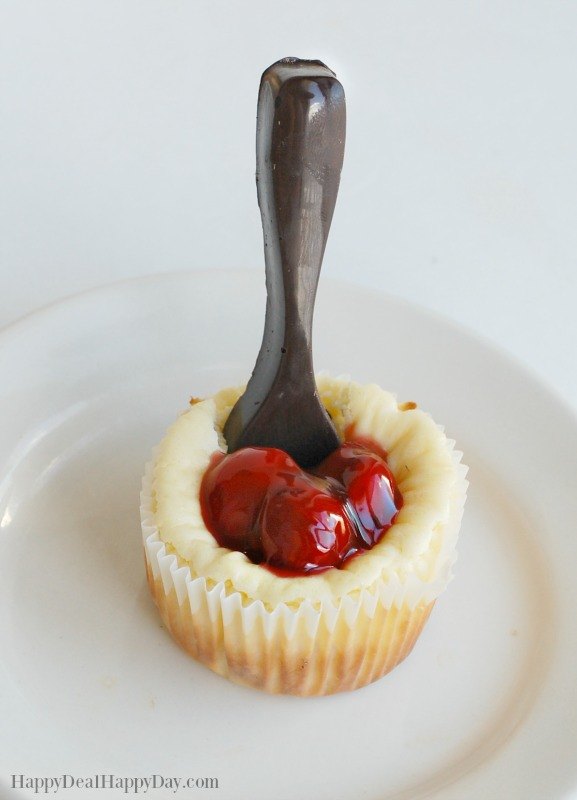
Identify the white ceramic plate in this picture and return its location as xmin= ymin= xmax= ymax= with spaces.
xmin=1 ymin=271 xmax=576 ymax=800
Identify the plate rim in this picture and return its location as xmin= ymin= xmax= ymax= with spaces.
xmin=1 ymin=268 xmax=576 ymax=430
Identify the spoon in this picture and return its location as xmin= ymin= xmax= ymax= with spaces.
xmin=223 ymin=57 xmax=346 ymax=468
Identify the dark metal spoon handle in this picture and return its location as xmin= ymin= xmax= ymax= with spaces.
xmin=224 ymin=58 xmax=346 ymax=466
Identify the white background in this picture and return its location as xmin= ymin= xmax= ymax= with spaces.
xmin=1 ymin=1 xmax=576 ymax=407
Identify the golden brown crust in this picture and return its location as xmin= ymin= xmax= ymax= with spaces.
xmin=145 ymin=548 xmax=434 ymax=696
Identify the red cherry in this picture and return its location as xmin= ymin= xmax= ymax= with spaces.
xmin=200 ymin=447 xmax=301 ymax=558
xmin=314 ymin=443 xmax=402 ymax=546
xmin=260 ymin=483 xmax=355 ymax=572
xmin=313 ymin=442 xmax=376 ymax=487
xmin=347 ymin=461 xmax=402 ymax=545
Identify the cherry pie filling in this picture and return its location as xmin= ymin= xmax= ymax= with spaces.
xmin=200 ymin=433 xmax=403 ymax=576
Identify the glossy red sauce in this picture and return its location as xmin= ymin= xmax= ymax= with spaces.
xmin=199 ymin=439 xmax=403 ymax=575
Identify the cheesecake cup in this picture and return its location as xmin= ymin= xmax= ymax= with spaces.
xmin=141 ymin=375 xmax=468 ymax=695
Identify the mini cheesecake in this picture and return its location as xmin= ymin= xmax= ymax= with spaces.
xmin=141 ymin=375 xmax=467 ymax=695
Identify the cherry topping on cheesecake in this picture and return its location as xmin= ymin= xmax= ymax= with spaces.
xmin=200 ymin=447 xmax=301 ymax=561
xmin=313 ymin=442 xmax=403 ymax=547
xmin=199 ymin=439 xmax=403 ymax=574
xmin=261 ymin=483 xmax=356 ymax=572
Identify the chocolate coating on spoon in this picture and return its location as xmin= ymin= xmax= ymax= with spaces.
xmin=223 ymin=57 xmax=346 ymax=467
